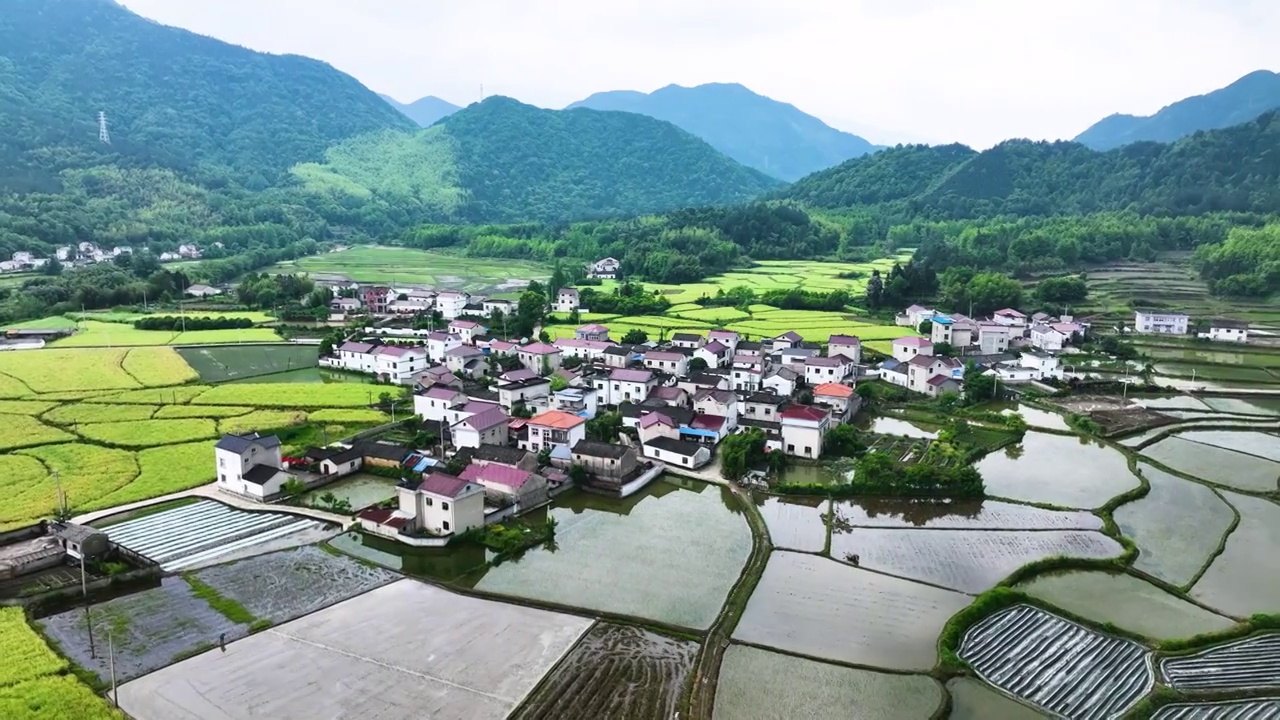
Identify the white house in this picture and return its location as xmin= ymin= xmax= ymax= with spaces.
xmin=827 ymin=335 xmax=862 ymax=364
xmin=1029 ymin=323 xmax=1069 ymax=352
xmin=435 ymin=291 xmax=470 ymax=320
xmin=693 ymin=389 xmax=739 ymax=434
xmin=892 ymin=336 xmax=934 ymax=363
xmin=780 ymin=405 xmax=830 ymax=459
xmin=1134 ymin=310 xmax=1189 ymax=336
xmin=642 ymin=437 xmax=711 ymax=469
xmin=522 ymin=410 xmax=587 ymax=454
xmin=397 ymin=473 xmax=486 ymax=536
xmin=1019 ymin=351 xmax=1063 ymax=379
xmin=450 ymin=407 xmax=510 ymax=449
xmin=643 ymin=350 xmax=689 ymax=377
xmin=575 ymin=324 xmax=611 ymax=342
xmin=670 ymin=333 xmax=705 ymax=350
xmin=932 ymin=316 xmax=976 ymax=348
xmin=554 ymin=338 xmax=615 ymax=362
xmin=372 ymin=345 xmax=429 ymax=384
xmin=897 ymin=304 xmax=936 ymax=328
xmin=497 ymin=377 xmax=551 ymax=412
xmin=481 ymin=298 xmax=514 ymax=318
xmin=992 ymin=308 xmax=1028 ymax=332
xmin=444 ymin=346 xmax=487 ymax=379
xmin=414 ymin=384 xmax=467 ymax=422
xmin=907 ymin=355 xmax=963 ymax=394
xmin=426 ymin=332 xmax=464 ymax=362
xmin=448 ymin=320 xmax=486 ymax=345
xmin=553 ymin=287 xmax=580 ymax=314
xmin=517 ymin=342 xmax=563 ymax=374
xmin=707 ymin=330 xmax=740 ymax=355
xmin=977 ymin=323 xmax=1012 ymax=355
xmin=694 ymin=340 xmax=730 ymax=369
xmin=214 ymin=433 xmax=288 ymax=500
xmin=551 ymin=387 xmax=598 ymax=418
xmin=1205 ymin=319 xmax=1248 ymax=343
xmin=762 ymin=366 xmax=798 ymax=397
xmin=730 ymin=355 xmax=764 ymax=393
xmin=804 ymin=356 xmax=851 ymax=385
xmin=596 ymin=368 xmax=655 ymax=406
xmin=185 ymin=284 xmax=222 ymax=298
xmin=590 ymin=257 xmax=621 ymax=279
xmin=813 ymin=383 xmax=857 ymax=420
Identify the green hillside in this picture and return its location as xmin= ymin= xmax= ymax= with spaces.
xmin=780 ymin=112 xmax=1280 ymax=219
xmin=293 ymin=96 xmax=781 ymax=223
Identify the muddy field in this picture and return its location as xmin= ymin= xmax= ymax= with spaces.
xmin=38 ymin=577 xmax=248 ymax=682
xmin=831 ymin=497 xmax=1103 ymax=531
xmin=192 ymin=545 xmax=398 ymax=623
xmin=756 ymin=496 xmax=828 ymax=552
xmin=510 ymin=623 xmax=696 ymax=720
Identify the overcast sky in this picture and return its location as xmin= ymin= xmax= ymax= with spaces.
xmin=119 ymin=0 xmax=1278 ymax=148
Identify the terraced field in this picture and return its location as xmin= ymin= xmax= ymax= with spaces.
xmin=1191 ymin=492 xmax=1280 ymax=617
xmin=959 ymin=605 xmax=1153 ymax=720
xmin=1161 ymin=635 xmax=1280 ymax=691
xmin=1141 ymin=436 xmax=1280 ymax=492
xmin=831 ymin=498 xmax=1104 ymax=530
xmin=1152 ymin=698 xmax=1280 ymax=719
xmin=1113 ymin=464 xmax=1236 ymax=586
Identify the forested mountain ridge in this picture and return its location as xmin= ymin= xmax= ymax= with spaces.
xmin=780 ymin=111 xmax=1280 ymax=219
xmin=379 ymin=94 xmax=462 ymax=127
xmin=0 ymin=0 xmax=413 ymax=192
xmin=568 ymin=82 xmax=881 ymax=181
xmin=293 ymin=96 xmax=781 ymax=223
xmin=1075 ymin=70 xmax=1280 ymax=151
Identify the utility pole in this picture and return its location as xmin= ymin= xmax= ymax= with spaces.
xmin=109 ymin=629 xmax=117 ymax=707
xmin=52 ymin=470 xmax=64 ymax=517
xmin=81 ymin=552 xmax=95 ymax=659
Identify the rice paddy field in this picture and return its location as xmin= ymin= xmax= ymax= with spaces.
xmin=974 ymin=431 xmax=1141 ymax=509
xmin=1141 ymin=435 xmax=1280 ymax=492
xmin=0 ymin=608 xmax=120 ymax=719
xmin=0 ymin=344 xmax=399 ymax=529
xmin=1190 ymin=491 xmax=1280 ymax=617
xmin=946 ymin=678 xmax=1046 ymax=720
xmin=266 ymin=245 xmax=551 ymax=292
xmin=713 ymin=644 xmax=944 ymax=720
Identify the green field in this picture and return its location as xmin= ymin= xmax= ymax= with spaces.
xmin=266 ymin=246 xmax=551 ymax=292
xmin=176 ymin=344 xmax=319 ymax=383
xmin=48 ymin=321 xmax=281 ymax=348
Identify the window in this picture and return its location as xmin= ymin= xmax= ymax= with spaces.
xmin=425 ymin=497 xmax=433 ymax=506
xmin=442 ymin=501 xmax=450 ymax=511
xmin=682 ymin=457 xmax=689 ymax=465
xmin=787 ymin=444 xmax=795 ymax=453
xmin=220 ymin=474 xmax=226 ymax=483
xmin=443 ymin=520 xmax=450 ymax=531
xmin=805 ymin=446 xmax=812 ymax=456
xmin=218 ymin=457 xmax=225 ymax=468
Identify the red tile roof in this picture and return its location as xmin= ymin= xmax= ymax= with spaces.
xmin=894 ymin=336 xmax=932 ymax=348
xmin=781 ymin=405 xmax=829 ymax=423
xmin=638 ymin=412 xmax=675 ymax=429
xmin=529 ymin=410 xmax=587 ymax=429
xmin=814 ymin=383 xmax=854 ymax=398
xmin=691 ymin=414 xmax=725 ymax=431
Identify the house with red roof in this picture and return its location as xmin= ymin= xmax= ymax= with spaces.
xmin=396 ymin=472 xmax=486 ymax=536
xmin=813 ymin=383 xmax=859 ymax=421
xmin=637 ymin=411 xmax=679 ymax=444
xmin=780 ymin=405 xmax=831 ymax=459
xmin=522 ymin=410 xmax=587 ymax=454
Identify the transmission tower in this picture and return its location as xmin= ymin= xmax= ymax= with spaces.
xmin=98 ymin=111 xmax=111 ymax=144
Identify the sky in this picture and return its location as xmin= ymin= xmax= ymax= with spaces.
xmin=118 ymin=0 xmax=1279 ymax=148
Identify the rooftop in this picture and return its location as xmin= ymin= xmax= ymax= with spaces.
xmin=418 ymin=472 xmax=475 ymax=498
xmin=474 ymin=445 xmax=531 ymax=466
xmin=571 ymin=439 xmax=630 ymax=459
xmin=242 ymin=464 xmax=285 ymax=486
xmin=828 ymin=335 xmax=861 ymax=345
xmin=459 ymin=463 xmax=532 ymax=489
xmin=337 ymin=341 xmax=375 ymax=354
xmin=894 ymin=336 xmax=932 ymax=348
xmin=781 ymin=405 xmax=829 ymax=423
xmin=645 ymin=351 xmax=688 ymax=362
xmin=776 ymin=331 xmax=803 ymax=343
xmin=1211 ymin=318 xmax=1249 ymax=329
xmin=456 ymin=406 xmax=509 ymax=432
xmin=520 ymin=341 xmax=560 ymax=355
xmin=529 ymin=409 xmax=587 ymax=429
xmin=814 ymin=383 xmax=855 ymax=398
xmin=671 ymin=333 xmax=702 ymax=342
xmin=638 ymin=412 xmax=676 ymax=429
xmin=215 ymin=433 xmax=281 ymax=454
xmin=610 ymin=368 xmax=654 ymax=383
xmin=806 ymin=356 xmax=844 ymax=368
xmin=645 ymin=437 xmax=704 ymax=457
xmin=577 ymin=323 xmax=609 ymax=333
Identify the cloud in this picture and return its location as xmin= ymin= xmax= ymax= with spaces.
xmin=119 ymin=0 xmax=1280 ymax=148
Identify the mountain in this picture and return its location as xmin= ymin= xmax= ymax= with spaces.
xmin=781 ymin=111 xmax=1280 ymax=219
xmin=0 ymin=0 xmax=414 ymax=190
xmin=1074 ymin=70 xmax=1280 ymax=150
xmin=293 ymin=96 xmax=780 ymax=223
xmin=379 ymin=94 xmax=461 ymax=127
xmin=568 ymin=82 xmax=880 ymax=181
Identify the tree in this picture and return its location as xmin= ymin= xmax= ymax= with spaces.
xmin=962 ymin=363 xmax=998 ymax=404
xmin=567 ymin=308 xmax=580 ymax=324
xmin=932 ymin=342 xmax=956 ymax=357
xmin=586 ymin=411 xmax=622 ymax=443
xmin=688 ymin=357 xmax=708 ymax=373
xmin=621 ymin=328 xmax=649 ymax=345
xmin=568 ymin=464 xmax=589 ymax=487
xmin=282 ymin=478 xmax=307 ymax=498
xmin=514 ymin=289 xmax=546 ymax=338
xmin=444 ymin=455 xmax=468 ymax=476
xmin=318 ymin=336 xmax=334 ymax=357
xmin=720 ymin=429 xmax=767 ymax=482
xmin=42 ymin=257 xmax=62 ymax=276
xmin=549 ymin=260 xmax=567 ymax=300
xmin=1035 ymin=275 xmax=1088 ymax=307
xmin=865 ymin=269 xmax=884 ymax=309
xmin=823 ymin=424 xmax=865 ymax=458
xmin=917 ymin=319 xmax=933 ymax=336
xmin=550 ymin=375 xmax=569 ymax=391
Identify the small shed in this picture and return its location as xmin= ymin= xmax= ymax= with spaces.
xmin=53 ymin=523 xmax=110 ymax=560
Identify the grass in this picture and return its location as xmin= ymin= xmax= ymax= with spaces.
xmin=0 ymin=349 xmax=140 ymax=393
xmin=0 ymin=417 xmax=75 ymax=451
xmin=0 ymin=674 xmax=123 ymax=719
xmin=0 ymin=608 xmax=69 ymax=686
xmin=265 ymin=245 xmax=551 ymax=291
xmin=181 ymin=574 xmax=258 ymax=625
xmin=152 ymin=404 xmax=254 ymax=419
xmin=76 ymin=419 xmax=218 ymax=448
xmin=0 ymin=400 xmax=59 ymax=415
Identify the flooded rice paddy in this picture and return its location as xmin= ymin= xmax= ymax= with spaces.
xmin=866 ymin=416 xmax=939 ymax=438
xmin=1161 ymin=634 xmax=1280 ymax=692
xmin=829 ymin=528 xmax=1122 ymax=593
xmin=1113 ymin=464 xmax=1236 ymax=586
xmin=959 ymin=605 xmax=1153 ymax=720
xmin=714 ymin=644 xmax=944 ymax=720
xmin=946 ymin=678 xmax=1046 ymax=720
xmin=511 ymin=623 xmax=697 ymax=720
xmin=299 ymin=472 xmax=400 ymax=511
xmin=756 ymin=495 xmax=828 ymax=552
xmin=1178 ymin=429 xmax=1280 ymax=462
xmin=974 ymin=431 xmax=1140 ymax=508
xmin=1016 ymin=571 xmax=1236 ymax=640
xmin=733 ymin=551 xmax=970 ymax=670
xmin=831 ymin=497 xmax=1103 ymax=530
xmin=1142 ymin=436 xmax=1280 ymax=492
xmin=1191 ymin=491 xmax=1280 ymax=617
xmin=991 ymin=402 xmax=1072 ymax=431
xmin=470 ymin=479 xmax=752 ymax=630
xmin=1200 ymin=396 xmax=1280 ymax=416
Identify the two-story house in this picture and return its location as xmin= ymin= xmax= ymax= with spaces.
xmin=643 ymin=350 xmax=689 ymax=377
xmin=827 ymin=335 xmax=862 ymax=364
xmin=448 ymin=320 xmax=486 ymax=345
xmin=522 ymin=410 xmax=587 ymax=454
xmin=414 ymin=384 xmax=468 ymax=422
xmin=597 ymin=368 xmax=656 ymax=405
xmin=517 ymin=342 xmax=563 ymax=374
xmin=214 ymin=433 xmax=290 ymax=500
xmin=497 ymin=377 xmax=552 ymax=412
xmin=892 ymin=336 xmax=934 ymax=363
xmin=444 ymin=345 xmax=487 ymax=379
xmin=693 ymin=389 xmax=739 ymax=434
xmin=450 ymin=407 xmax=510 ymax=449
xmin=397 ymin=473 xmax=485 ymax=536
xmin=1134 ymin=310 xmax=1189 ymax=335
xmin=670 ymin=333 xmax=705 ymax=350
xmin=426 ymin=332 xmax=464 ymax=362
xmin=804 ymin=356 xmax=850 ymax=385
xmin=780 ymin=405 xmax=830 ymax=459
xmin=575 ymin=323 xmax=611 ymax=342
xmin=694 ymin=340 xmax=730 ymax=369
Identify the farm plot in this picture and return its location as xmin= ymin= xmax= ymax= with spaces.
xmin=732 ymin=551 xmax=970 ymax=670
xmin=0 ymin=607 xmax=68 ymax=686
xmin=153 ymin=404 xmax=253 ymax=419
xmin=192 ymin=382 xmax=390 ymax=408
xmin=757 ymin=496 xmax=828 ymax=552
xmin=1113 ymin=464 xmax=1236 ymax=586
xmin=192 ymin=546 xmax=397 ymax=624
xmin=117 ymin=580 xmax=591 ymax=720
xmin=1191 ymin=492 xmax=1280 ymax=617
xmin=1017 ymin=571 xmax=1236 ymax=641
xmin=176 ymin=344 xmax=318 ymax=383
xmin=7 ymin=444 xmax=136 ymax=527
xmin=76 ymin=418 xmax=218 ymax=448
xmin=86 ymin=385 xmax=212 ymax=405
xmin=975 ymin=431 xmax=1140 ymax=508
xmin=1177 ymin=429 xmax=1280 ymax=462
xmin=1201 ymin=396 xmax=1280 ymax=415
xmin=713 ymin=644 xmax=944 ymax=720
xmin=1152 ymin=699 xmax=1280 ymax=720
xmin=1142 ymin=436 xmax=1280 ymax=492
xmin=959 ymin=604 xmax=1153 ymax=720
xmin=946 ymin=678 xmax=1046 ymax=720
xmin=0 ymin=415 xmax=74 ymax=450
xmin=43 ymin=402 xmax=157 ymax=424
xmin=511 ymin=623 xmax=696 ymax=720
xmin=38 ymin=576 xmax=250 ymax=682
xmin=828 ymin=528 xmax=1123 ymax=593
xmin=0 ymin=349 xmax=140 ymax=393
xmin=0 ymin=675 xmax=123 ymax=719
xmin=1134 ymin=396 xmax=1214 ymax=411
xmin=831 ymin=497 xmax=1103 ymax=530
xmin=217 ymin=409 xmax=308 ymax=435
xmin=120 ymin=347 xmax=200 ymax=386
xmin=473 ymin=482 xmax=751 ymax=630
xmin=267 ymin=246 xmax=551 ymax=290
xmin=1161 ymin=634 xmax=1280 ymax=691
xmin=0 ymin=399 xmax=56 ymax=415
xmin=82 ymin=441 xmax=214 ymax=511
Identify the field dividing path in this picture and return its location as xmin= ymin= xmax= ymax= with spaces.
xmin=686 ymin=481 xmax=773 ymax=720
xmin=72 ymin=483 xmax=356 ymax=530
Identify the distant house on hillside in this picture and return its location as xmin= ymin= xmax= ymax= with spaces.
xmin=1133 ymin=310 xmax=1189 ymax=336
xmin=1203 ymin=318 xmax=1248 ymax=343
xmin=589 ymin=257 xmax=621 ymax=279
xmin=185 ymin=284 xmax=222 ymax=298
